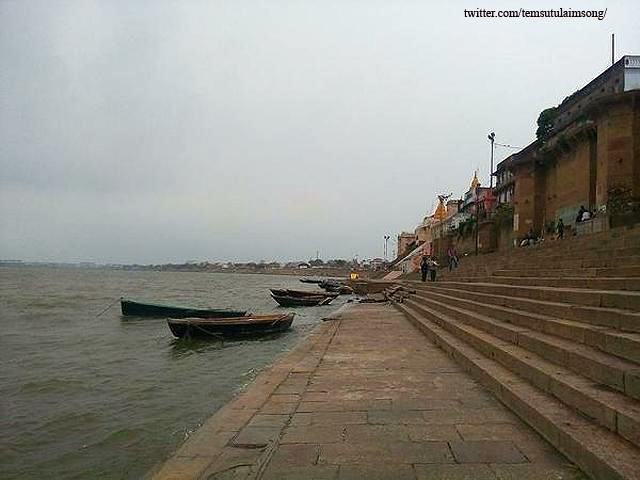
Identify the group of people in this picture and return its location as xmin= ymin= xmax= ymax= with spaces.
xmin=520 ymin=228 xmax=540 ymax=247
xmin=521 ymin=204 xmax=595 ymax=247
xmin=576 ymin=205 xmax=595 ymax=224
xmin=419 ymin=247 xmax=459 ymax=283
xmin=420 ymin=255 xmax=437 ymax=282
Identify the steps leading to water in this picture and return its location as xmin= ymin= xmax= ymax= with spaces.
xmin=394 ymin=225 xmax=640 ymax=479
xmin=395 ymin=301 xmax=640 ymax=480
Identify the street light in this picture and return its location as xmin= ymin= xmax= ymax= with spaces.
xmin=384 ymin=235 xmax=390 ymax=261
xmin=488 ymin=132 xmax=495 ymax=188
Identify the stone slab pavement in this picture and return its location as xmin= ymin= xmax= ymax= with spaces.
xmin=148 ymin=303 xmax=587 ymax=480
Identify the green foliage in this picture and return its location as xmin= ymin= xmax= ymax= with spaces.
xmin=608 ymin=185 xmax=639 ymax=214
xmin=494 ymin=203 xmax=514 ymax=229
xmin=536 ymin=107 xmax=557 ymax=140
xmin=456 ymin=218 xmax=476 ymax=239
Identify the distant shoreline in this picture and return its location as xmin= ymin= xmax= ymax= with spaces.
xmin=0 ymin=263 xmax=363 ymax=278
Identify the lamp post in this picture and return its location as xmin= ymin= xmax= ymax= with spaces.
xmin=488 ymin=132 xmax=495 ymax=188
xmin=383 ymin=235 xmax=390 ymax=261
xmin=475 ymin=198 xmax=480 ymax=256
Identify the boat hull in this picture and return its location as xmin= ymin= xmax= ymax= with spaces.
xmin=167 ymin=314 xmax=294 ymax=338
xmin=270 ymin=293 xmax=335 ymax=307
xmin=121 ymin=299 xmax=246 ymax=318
xmin=269 ymin=288 xmax=337 ymax=298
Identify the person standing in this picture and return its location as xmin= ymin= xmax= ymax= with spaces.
xmin=448 ymin=246 xmax=459 ymax=271
xmin=428 ymin=257 xmax=438 ymax=282
xmin=420 ymin=255 xmax=429 ymax=282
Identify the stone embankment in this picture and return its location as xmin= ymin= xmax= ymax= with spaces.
xmin=148 ymin=303 xmax=587 ymax=480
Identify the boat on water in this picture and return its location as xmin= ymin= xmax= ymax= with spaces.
xmin=120 ymin=299 xmax=247 ymax=318
xmin=270 ymin=292 xmax=336 ymax=307
xmin=299 ymin=278 xmax=323 ymax=284
xmin=167 ymin=313 xmax=295 ymax=338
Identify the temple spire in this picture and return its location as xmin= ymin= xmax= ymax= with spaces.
xmin=470 ymin=170 xmax=481 ymax=189
xmin=433 ymin=196 xmax=446 ymax=221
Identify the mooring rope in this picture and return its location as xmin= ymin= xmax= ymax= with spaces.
xmin=95 ymin=298 xmax=120 ymax=317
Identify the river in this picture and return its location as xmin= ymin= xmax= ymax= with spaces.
xmin=0 ymin=267 xmax=347 ymax=479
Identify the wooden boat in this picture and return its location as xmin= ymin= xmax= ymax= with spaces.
xmin=167 ymin=313 xmax=295 ymax=338
xmin=120 ymin=299 xmax=247 ymax=318
xmin=270 ymin=293 xmax=336 ymax=307
xmin=299 ymin=278 xmax=323 ymax=284
xmin=269 ymin=288 xmax=338 ymax=298
xmin=316 ymin=280 xmax=352 ymax=294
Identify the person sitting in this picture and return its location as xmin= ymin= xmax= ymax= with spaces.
xmin=576 ymin=205 xmax=586 ymax=223
xmin=520 ymin=228 xmax=538 ymax=247
xmin=581 ymin=209 xmax=591 ymax=222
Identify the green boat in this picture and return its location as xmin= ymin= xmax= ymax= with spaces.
xmin=120 ymin=299 xmax=247 ymax=318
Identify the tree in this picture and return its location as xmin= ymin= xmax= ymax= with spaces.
xmin=536 ymin=107 xmax=557 ymax=140
xmin=327 ymin=259 xmax=347 ymax=268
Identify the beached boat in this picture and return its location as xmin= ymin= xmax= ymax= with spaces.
xmin=167 ymin=313 xmax=295 ymax=338
xmin=120 ymin=299 xmax=247 ymax=318
xmin=318 ymin=280 xmax=350 ymax=293
xmin=319 ymin=280 xmax=339 ymax=290
xmin=269 ymin=288 xmax=338 ymax=298
xmin=270 ymin=293 xmax=336 ymax=307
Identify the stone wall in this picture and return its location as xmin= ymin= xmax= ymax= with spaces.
xmin=541 ymin=136 xmax=592 ymax=225
xmin=513 ymin=161 xmax=536 ymax=238
xmin=596 ymin=99 xmax=637 ymax=198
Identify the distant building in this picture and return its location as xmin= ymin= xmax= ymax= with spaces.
xmin=460 ymin=171 xmax=495 ymax=217
xmin=396 ymin=232 xmax=415 ymax=259
xmin=370 ymin=258 xmax=385 ymax=270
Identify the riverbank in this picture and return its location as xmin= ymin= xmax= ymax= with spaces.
xmin=148 ymin=303 xmax=584 ymax=479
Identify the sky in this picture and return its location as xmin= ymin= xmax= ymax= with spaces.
xmin=1 ymin=0 xmax=639 ymax=264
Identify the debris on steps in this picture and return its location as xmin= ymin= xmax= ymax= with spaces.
xmin=359 ymin=285 xmax=415 ymax=304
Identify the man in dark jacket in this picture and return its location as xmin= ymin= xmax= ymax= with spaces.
xmin=420 ymin=255 xmax=429 ymax=282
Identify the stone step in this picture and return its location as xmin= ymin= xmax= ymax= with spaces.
xmin=409 ymin=290 xmax=640 ymax=399
xmin=451 ymin=276 xmax=640 ymax=291
xmin=442 ymin=256 xmax=640 ymax=280
xmin=519 ymin=245 xmax=640 ymax=261
xmin=492 ymin=266 xmax=640 ymax=278
xmin=464 ymin=254 xmax=640 ymax=271
xmin=447 ymin=230 xmax=640 ymax=264
xmin=394 ymin=302 xmax=640 ymax=480
xmin=408 ymin=286 xmax=640 ymax=366
xmin=427 ymin=281 xmax=640 ymax=312
xmin=402 ymin=298 xmax=640 ymax=449
xmin=406 ymin=282 xmax=640 ymax=333
xmin=502 ymin=227 xmax=640 ymax=255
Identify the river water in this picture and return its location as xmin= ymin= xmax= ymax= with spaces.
xmin=0 ymin=267 xmax=347 ymax=479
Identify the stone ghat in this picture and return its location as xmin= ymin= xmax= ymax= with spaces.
xmin=147 ymin=304 xmax=586 ymax=480
xmin=394 ymin=224 xmax=640 ymax=479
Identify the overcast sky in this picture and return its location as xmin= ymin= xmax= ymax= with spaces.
xmin=1 ymin=1 xmax=638 ymax=264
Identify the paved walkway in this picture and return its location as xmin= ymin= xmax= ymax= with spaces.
xmin=150 ymin=304 xmax=586 ymax=480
